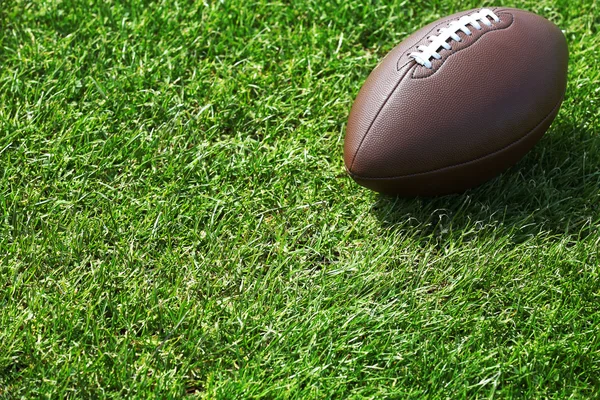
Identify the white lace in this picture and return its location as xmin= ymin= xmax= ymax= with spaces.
xmin=409 ymin=9 xmax=500 ymax=69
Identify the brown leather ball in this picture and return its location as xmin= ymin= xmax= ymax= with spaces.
xmin=344 ymin=7 xmax=568 ymax=196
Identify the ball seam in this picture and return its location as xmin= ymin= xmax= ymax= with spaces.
xmin=348 ymin=63 xmax=414 ymax=172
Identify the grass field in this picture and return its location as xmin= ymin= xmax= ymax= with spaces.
xmin=1 ymin=0 xmax=599 ymax=397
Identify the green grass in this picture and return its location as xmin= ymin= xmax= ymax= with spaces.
xmin=1 ymin=0 xmax=599 ymax=397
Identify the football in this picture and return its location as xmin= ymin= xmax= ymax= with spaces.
xmin=344 ymin=8 xmax=568 ymax=196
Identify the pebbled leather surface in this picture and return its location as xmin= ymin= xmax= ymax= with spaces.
xmin=344 ymin=7 xmax=569 ymax=196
